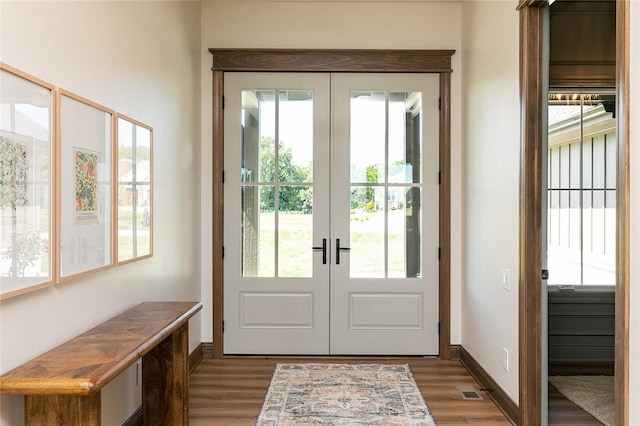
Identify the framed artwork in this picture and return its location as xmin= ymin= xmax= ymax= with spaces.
xmin=0 ymin=63 xmax=55 ymax=300
xmin=116 ymin=115 xmax=153 ymax=264
xmin=57 ymin=90 xmax=114 ymax=281
xmin=74 ymin=147 xmax=100 ymax=225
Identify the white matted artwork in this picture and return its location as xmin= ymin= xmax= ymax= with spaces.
xmin=0 ymin=63 xmax=55 ymax=300
xmin=58 ymin=91 xmax=113 ymax=281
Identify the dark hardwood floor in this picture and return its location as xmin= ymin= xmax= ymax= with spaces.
xmin=548 ymin=382 xmax=603 ymax=425
xmin=188 ymin=357 xmax=612 ymax=424
xmin=547 ymin=362 xmax=612 ymax=425
xmin=188 ymin=358 xmax=512 ymax=425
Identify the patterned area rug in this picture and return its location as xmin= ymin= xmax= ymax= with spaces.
xmin=256 ymin=363 xmax=436 ymax=425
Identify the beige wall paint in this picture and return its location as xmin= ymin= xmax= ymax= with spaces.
xmin=199 ymin=0 xmax=465 ymax=346
xmin=460 ymin=0 xmax=520 ymax=403
xmin=0 ymin=2 xmax=202 ymax=425
xmin=629 ymin=1 xmax=639 ymax=423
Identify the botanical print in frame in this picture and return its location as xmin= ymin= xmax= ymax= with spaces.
xmin=0 ymin=63 xmax=54 ymax=300
xmin=0 ymin=134 xmax=29 ymax=210
xmin=73 ymin=147 xmax=99 ymax=226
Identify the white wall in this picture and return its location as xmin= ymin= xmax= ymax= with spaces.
xmin=0 ymin=2 xmax=202 ymax=425
xmin=629 ymin=1 xmax=639 ymax=423
xmin=199 ymin=0 xmax=465 ymax=346
xmin=460 ymin=0 xmax=520 ymax=403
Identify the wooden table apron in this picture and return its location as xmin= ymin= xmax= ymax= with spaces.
xmin=0 ymin=301 xmax=202 ymax=426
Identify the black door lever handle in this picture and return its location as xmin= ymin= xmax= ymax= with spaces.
xmin=312 ymin=238 xmax=327 ymax=264
xmin=336 ymin=238 xmax=350 ymax=265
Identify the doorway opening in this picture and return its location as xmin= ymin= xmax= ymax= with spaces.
xmin=546 ymin=92 xmax=617 ymax=425
xmin=209 ymin=49 xmax=455 ymax=359
xmin=517 ymin=0 xmax=629 ymax=424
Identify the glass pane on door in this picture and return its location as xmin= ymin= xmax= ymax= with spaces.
xmin=240 ymin=89 xmax=315 ymax=278
xmin=389 ymin=187 xmax=422 ymax=278
xmin=278 ymin=185 xmax=313 ymax=277
xmin=348 ymin=90 xmax=423 ymax=278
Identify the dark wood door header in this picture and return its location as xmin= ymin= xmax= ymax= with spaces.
xmin=209 ymin=49 xmax=455 ymax=73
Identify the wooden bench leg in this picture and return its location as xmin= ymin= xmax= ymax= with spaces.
xmin=25 ymin=393 xmax=101 ymax=426
xmin=142 ymin=323 xmax=189 ymax=425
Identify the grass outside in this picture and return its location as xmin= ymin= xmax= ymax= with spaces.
xmin=250 ymin=210 xmax=413 ymax=278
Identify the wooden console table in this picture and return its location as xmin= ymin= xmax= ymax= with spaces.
xmin=0 ymin=301 xmax=202 ymax=426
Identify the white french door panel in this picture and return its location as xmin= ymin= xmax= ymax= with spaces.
xmin=223 ymin=72 xmax=331 ymax=354
xmin=330 ymin=73 xmax=440 ymax=355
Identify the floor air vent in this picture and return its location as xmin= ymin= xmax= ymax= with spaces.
xmin=462 ymin=390 xmax=482 ymax=400
xmin=456 ymin=385 xmax=484 ymax=400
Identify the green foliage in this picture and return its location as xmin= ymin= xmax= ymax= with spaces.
xmin=365 ymin=165 xmax=379 ymax=184
xmin=259 ymin=137 xmax=312 ymax=213
xmin=350 ymin=165 xmax=378 ymax=210
xmin=297 ymin=187 xmax=313 ymax=214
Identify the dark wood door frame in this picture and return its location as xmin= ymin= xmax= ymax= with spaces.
xmin=517 ymin=1 xmax=630 ymax=424
xmin=209 ymin=49 xmax=455 ymax=359
xmin=517 ymin=3 xmax=545 ymax=424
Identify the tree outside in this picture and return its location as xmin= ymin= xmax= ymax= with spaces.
xmin=259 ymin=137 xmax=312 ymax=213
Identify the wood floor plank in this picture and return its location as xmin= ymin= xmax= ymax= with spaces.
xmin=188 ymin=358 xmax=512 ymax=425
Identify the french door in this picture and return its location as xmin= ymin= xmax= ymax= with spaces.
xmin=223 ymin=72 xmax=439 ymax=355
